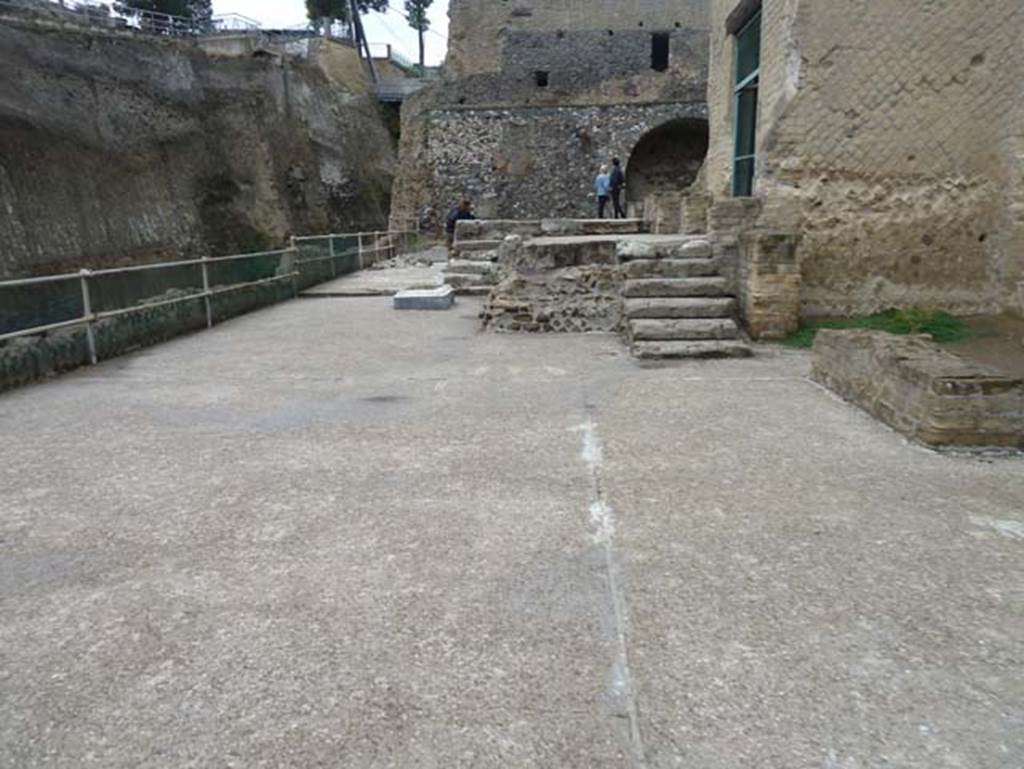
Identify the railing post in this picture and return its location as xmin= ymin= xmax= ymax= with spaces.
xmin=328 ymin=234 xmax=337 ymax=277
xmin=357 ymin=232 xmax=365 ymax=270
xmin=200 ymin=256 xmax=213 ymax=329
xmin=79 ymin=269 xmax=98 ymax=365
xmin=288 ymin=237 xmax=300 ymax=297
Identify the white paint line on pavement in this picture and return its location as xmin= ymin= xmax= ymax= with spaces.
xmin=969 ymin=515 xmax=1024 ymax=540
xmin=576 ymin=412 xmax=647 ymax=768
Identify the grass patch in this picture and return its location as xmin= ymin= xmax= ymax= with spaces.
xmin=782 ymin=308 xmax=974 ymax=349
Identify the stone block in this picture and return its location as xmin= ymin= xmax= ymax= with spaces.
xmin=811 ymin=330 xmax=1024 ymax=449
xmin=622 ymin=277 xmax=728 ymax=298
xmin=676 ymin=239 xmax=713 ymax=259
xmin=632 ymin=340 xmax=753 ymax=360
xmin=629 ymin=318 xmax=739 ymax=341
xmin=622 ymin=259 xmax=720 ymax=278
xmin=624 ymin=297 xmax=736 ymax=319
xmin=393 ymin=285 xmax=456 ymax=310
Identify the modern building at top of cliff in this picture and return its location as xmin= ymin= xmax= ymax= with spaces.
xmin=443 ymin=0 xmax=711 ymax=107
xmin=703 ymin=0 xmax=1024 ymax=335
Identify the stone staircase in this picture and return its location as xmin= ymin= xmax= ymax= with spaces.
xmin=618 ymin=237 xmax=752 ymax=360
xmin=442 ymin=240 xmax=501 ymax=294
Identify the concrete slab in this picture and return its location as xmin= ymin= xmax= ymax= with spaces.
xmin=0 ymin=299 xmax=1021 ymax=768
xmin=394 ymin=285 xmax=456 ymax=310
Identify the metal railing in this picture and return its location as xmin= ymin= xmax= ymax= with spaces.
xmin=368 ymin=42 xmax=417 ymax=72
xmin=0 ymin=226 xmax=426 ymax=367
xmin=373 ymin=78 xmax=434 ymax=102
xmin=1 ymin=0 xmax=268 ymax=37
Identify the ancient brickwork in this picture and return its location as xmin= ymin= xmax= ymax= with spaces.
xmin=482 ymin=267 xmax=624 ymax=333
xmin=706 ymin=0 xmax=1024 ymax=328
xmin=812 ymin=330 xmax=1024 ymax=450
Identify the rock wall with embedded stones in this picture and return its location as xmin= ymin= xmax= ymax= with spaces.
xmin=706 ymin=0 xmax=1024 ymax=327
xmin=0 ymin=13 xmax=395 ymax=278
xmin=391 ymin=0 xmax=711 ymax=228
xmin=401 ymin=101 xmax=708 ymax=223
xmin=480 ymin=235 xmax=625 ymax=333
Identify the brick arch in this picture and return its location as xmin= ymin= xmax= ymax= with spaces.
xmin=624 ymin=118 xmax=709 ymax=204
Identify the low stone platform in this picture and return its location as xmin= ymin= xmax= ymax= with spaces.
xmin=394 ymin=285 xmax=455 ymax=311
xmin=455 ymin=218 xmax=645 ymax=243
xmin=812 ymin=329 xmax=1024 ymax=449
xmin=521 ymin=233 xmax=698 ymax=268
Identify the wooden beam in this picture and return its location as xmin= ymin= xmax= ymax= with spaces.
xmin=726 ymin=0 xmax=762 ymax=34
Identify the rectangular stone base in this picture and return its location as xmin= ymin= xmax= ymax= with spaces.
xmin=812 ymin=330 xmax=1024 ymax=449
xmin=393 ymin=285 xmax=456 ymax=311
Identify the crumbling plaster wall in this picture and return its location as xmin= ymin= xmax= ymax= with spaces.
xmin=0 ymin=17 xmax=394 ymax=278
xmin=391 ymin=0 xmax=711 ymax=227
xmin=706 ymin=0 xmax=1024 ymax=324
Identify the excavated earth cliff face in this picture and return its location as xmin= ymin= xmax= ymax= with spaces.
xmin=0 ymin=15 xmax=395 ymax=278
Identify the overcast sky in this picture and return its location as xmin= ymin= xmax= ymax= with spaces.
xmin=211 ymin=1 xmax=450 ymax=65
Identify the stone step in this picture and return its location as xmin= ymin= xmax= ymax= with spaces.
xmin=444 ymin=259 xmax=498 ymax=275
xmin=622 ymin=277 xmax=728 ymax=298
xmin=452 ymin=250 xmax=499 ymax=263
xmin=456 ymin=220 xmax=541 ymax=242
xmin=617 ymin=238 xmax=713 ymax=261
xmin=453 ymin=239 xmax=503 ymax=252
xmin=632 ymin=340 xmax=753 ymax=360
xmin=576 ymin=218 xmax=646 ymax=236
xmin=622 ymin=259 xmax=720 ymax=279
xmin=628 ymin=318 xmax=739 ymax=342
xmin=624 ymin=297 xmax=736 ymax=319
xmin=455 ymin=285 xmax=493 ymax=296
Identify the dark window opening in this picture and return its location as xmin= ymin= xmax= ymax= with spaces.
xmin=534 ymin=70 xmax=549 ymax=88
xmin=732 ymin=11 xmax=761 ymax=196
xmin=651 ymin=33 xmax=670 ymax=72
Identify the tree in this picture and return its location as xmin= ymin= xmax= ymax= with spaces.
xmin=404 ymin=0 xmax=432 ymax=70
xmin=305 ymin=0 xmax=388 ymax=28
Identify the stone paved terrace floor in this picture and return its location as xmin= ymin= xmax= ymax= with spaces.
xmin=1 ymin=296 xmax=1022 ymax=768
xmin=302 ymin=247 xmax=448 ymax=297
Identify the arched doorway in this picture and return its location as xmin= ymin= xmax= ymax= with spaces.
xmin=625 ymin=119 xmax=709 ymax=205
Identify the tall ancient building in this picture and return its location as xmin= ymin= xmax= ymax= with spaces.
xmin=391 ymin=0 xmax=712 ymax=222
xmin=704 ymin=0 xmax=1024 ymax=335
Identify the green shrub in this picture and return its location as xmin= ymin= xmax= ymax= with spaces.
xmin=782 ymin=309 xmax=973 ymax=349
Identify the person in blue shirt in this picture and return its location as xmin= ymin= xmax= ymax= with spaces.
xmin=594 ymin=165 xmax=611 ymax=219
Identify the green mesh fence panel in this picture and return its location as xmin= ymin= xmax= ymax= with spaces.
xmin=0 ymin=277 xmax=83 ymax=336
xmin=207 ymin=252 xmax=286 ymax=288
xmin=89 ymin=263 xmax=204 ymax=314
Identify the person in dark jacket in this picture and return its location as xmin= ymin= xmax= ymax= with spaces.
xmin=609 ymin=158 xmax=626 ymax=219
xmin=445 ymin=198 xmax=476 ymax=250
